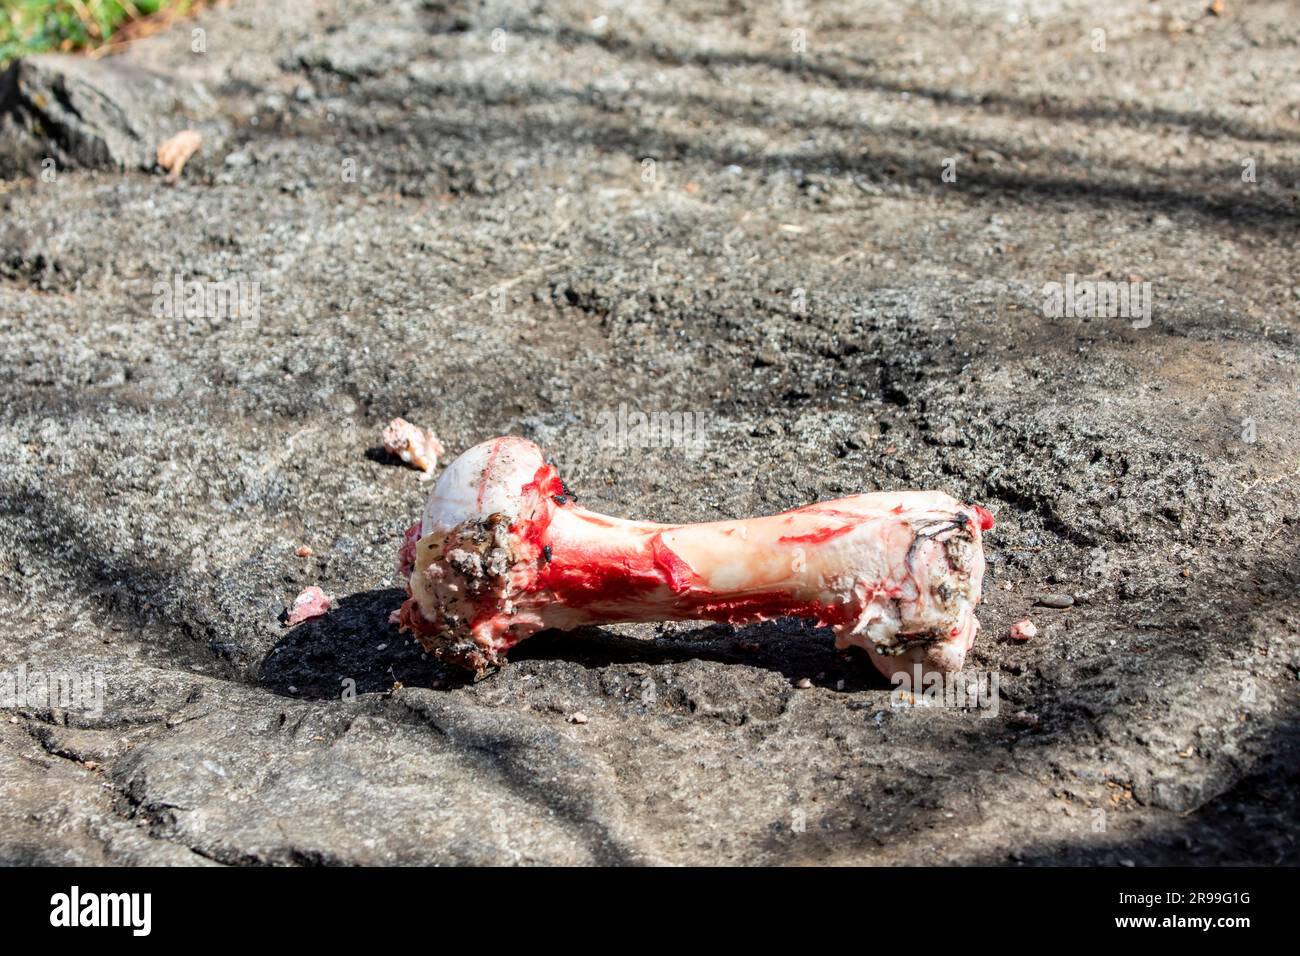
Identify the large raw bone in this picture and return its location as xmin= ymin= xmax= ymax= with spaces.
xmin=397 ymin=437 xmax=991 ymax=680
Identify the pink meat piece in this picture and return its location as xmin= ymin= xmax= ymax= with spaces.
xmin=286 ymin=585 xmax=332 ymax=625
xmin=382 ymin=418 xmax=445 ymax=477
xmin=1010 ymin=618 xmax=1037 ymax=641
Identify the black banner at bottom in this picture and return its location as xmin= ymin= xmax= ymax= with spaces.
xmin=0 ymin=865 xmax=1287 ymax=941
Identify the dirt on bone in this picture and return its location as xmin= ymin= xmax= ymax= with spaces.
xmin=398 ymin=591 xmax=502 ymax=672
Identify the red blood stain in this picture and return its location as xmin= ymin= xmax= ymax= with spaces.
xmin=691 ymin=592 xmax=851 ymax=628
xmin=539 ymin=542 xmax=662 ymax=604
xmin=651 ymin=533 xmax=696 ymax=593
xmin=517 ymin=463 xmax=566 ymax=502
xmin=397 ymin=520 xmax=422 ymax=577
xmin=777 ymin=523 xmax=856 ymax=546
xmin=512 ymin=463 xmax=566 ymax=552
xmin=798 ymin=506 xmax=875 ymax=520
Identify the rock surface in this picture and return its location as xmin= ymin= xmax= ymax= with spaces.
xmin=0 ymin=0 xmax=1297 ymax=865
xmin=0 ymin=55 xmax=193 ymax=176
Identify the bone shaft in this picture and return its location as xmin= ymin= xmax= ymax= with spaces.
xmin=536 ymin=505 xmax=875 ymax=626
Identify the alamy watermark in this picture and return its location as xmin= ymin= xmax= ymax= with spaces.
xmin=593 ymin=403 xmax=713 ymax=458
xmin=1042 ymin=273 xmax=1151 ymax=328
xmin=50 ymin=886 xmax=150 ymax=936
xmin=0 ymin=663 xmax=105 ymax=717
xmin=152 ymin=273 xmax=261 ymax=326
xmin=890 ymin=665 xmax=1000 ymax=718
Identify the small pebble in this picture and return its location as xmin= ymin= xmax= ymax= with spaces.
xmin=1010 ymin=618 xmax=1038 ymax=642
xmin=1035 ymin=592 xmax=1074 ymax=609
xmin=296 ymin=545 xmax=314 ymax=557
xmin=795 ymin=677 xmax=813 ymax=689
xmin=1011 ymin=710 xmax=1040 ymax=728
xmin=569 ymin=712 xmax=588 ymax=724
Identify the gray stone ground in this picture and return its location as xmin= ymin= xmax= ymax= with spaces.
xmin=0 ymin=0 xmax=1297 ymax=865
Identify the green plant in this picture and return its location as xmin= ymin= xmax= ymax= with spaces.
xmin=0 ymin=1 xmax=185 ymax=68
